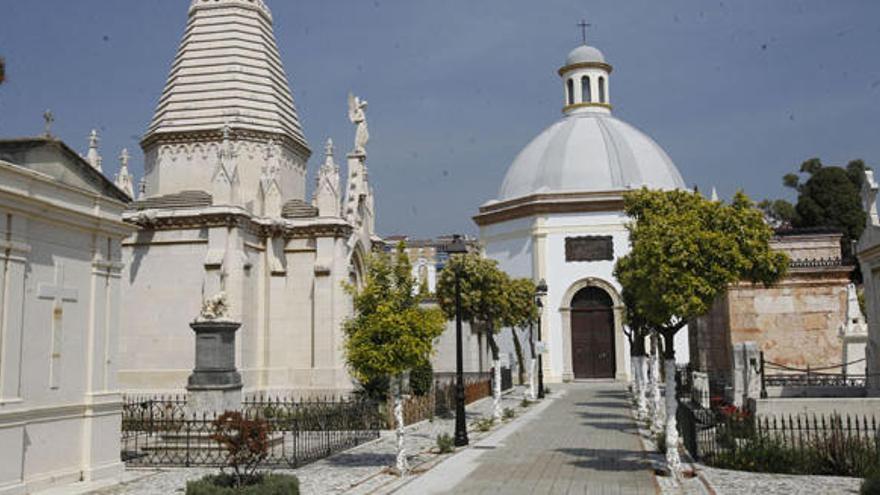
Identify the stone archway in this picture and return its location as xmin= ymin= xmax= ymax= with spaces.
xmin=559 ymin=278 xmax=627 ymax=381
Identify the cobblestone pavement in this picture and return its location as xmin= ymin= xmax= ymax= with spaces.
xmin=414 ymin=382 xmax=658 ymax=495
xmin=92 ymin=386 xmax=537 ymax=495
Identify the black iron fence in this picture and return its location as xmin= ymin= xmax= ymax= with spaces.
xmin=676 ymin=397 xmax=880 ymax=477
xmin=121 ymin=395 xmax=383 ymax=468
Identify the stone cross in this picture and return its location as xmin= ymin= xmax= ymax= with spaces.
xmin=43 ymin=110 xmax=55 ymax=137
xmin=38 ymin=261 xmax=79 ymax=389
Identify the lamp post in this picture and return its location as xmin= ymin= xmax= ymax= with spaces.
xmin=445 ymin=234 xmax=469 ymax=447
xmin=535 ymin=279 xmax=547 ymax=399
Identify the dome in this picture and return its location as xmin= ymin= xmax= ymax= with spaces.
xmin=565 ymin=45 xmax=605 ymax=65
xmin=497 ymin=112 xmax=686 ymax=201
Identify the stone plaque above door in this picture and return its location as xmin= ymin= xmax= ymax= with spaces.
xmin=565 ymin=236 xmax=613 ymax=262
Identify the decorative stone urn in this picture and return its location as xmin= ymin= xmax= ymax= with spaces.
xmin=186 ymin=293 xmax=243 ymax=414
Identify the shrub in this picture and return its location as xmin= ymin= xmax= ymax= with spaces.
xmin=503 ymin=408 xmax=515 ymax=420
xmin=520 ymin=398 xmax=532 ymax=408
xmin=410 ymin=361 xmax=434 ymax=397
xmin=186 ymin=474 xmax=299 ymax=495
xmin=862 ymin=470 xmax=880 ymax=495
xmin=436 ymin=433 xmax=454 ymax=454
xmin=474 ymin=417 xmax=494 ymax=432
xmin=210 ymin=412 xmax=271 ymax=486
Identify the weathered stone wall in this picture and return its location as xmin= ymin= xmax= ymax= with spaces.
xmin=728 ymin=272 xmax=849 ymax=370
xmin=690 ymin=231 xmax=854 ymax=379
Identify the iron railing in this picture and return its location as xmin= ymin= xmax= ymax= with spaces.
xmin=121 ymin=395 xmax=383 ymax=468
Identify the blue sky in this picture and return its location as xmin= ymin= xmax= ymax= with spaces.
xmin=1 ymin=1 xmax=878 ymax=237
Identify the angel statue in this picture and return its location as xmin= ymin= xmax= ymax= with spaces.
xmin=348 ymin=93 xmax=369 ymax=156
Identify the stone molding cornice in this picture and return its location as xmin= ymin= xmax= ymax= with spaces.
xmin=141 ymin=129 xmax=311 ymax=161
xmin=558 ymin=61 xmax=614 ymax=76
xmin=0 ymin=399 xmax=122 ymax=425
xmin=474 ymin=190 xmax=626 ymax=226
xmin=0 ymin=162 xmax=134 ymax=238
xmin=124 ymin=207 xmax=353 ymax=240
xmin=562 ymin=102 xmax=613 ymax=113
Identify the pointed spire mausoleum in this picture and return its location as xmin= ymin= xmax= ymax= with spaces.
xmin=120 ymin=0 xmax=378 ymax=395
xmin=476 ymin=39 xmax=689 ymax=383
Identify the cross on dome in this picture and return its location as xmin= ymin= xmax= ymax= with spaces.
xmin=578 ymin=19 xmax=592 ymax=45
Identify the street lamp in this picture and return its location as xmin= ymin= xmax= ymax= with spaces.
xmin=445 ymin=234 xmax=469 ymax=447
xmin=535 ymin=279 xmax=548 ymax=399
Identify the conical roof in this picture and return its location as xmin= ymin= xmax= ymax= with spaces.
xmin=145 ymin=0 xmax=308 ymax=152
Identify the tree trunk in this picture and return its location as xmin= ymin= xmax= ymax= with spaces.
xmin=510 ymin=327 xmax=526 ymax=385
xmin=632 ymin=334 xmax=648 ymax=419
xmin=650 ymin=333 xmax=664 ymax=434
xmin=662 ymin=331 xmax=682 ymax=478
xmin=487 ymin=332 xmax=502 ymax=421
xmin=392 ymin=375 xmax=408 ymax=474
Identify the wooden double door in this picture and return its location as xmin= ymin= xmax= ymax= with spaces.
xmin=570 ymin=287 xmax=616 ymax=379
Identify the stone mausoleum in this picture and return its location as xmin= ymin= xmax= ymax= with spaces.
xmin=475 ymin=41 xmax=689 ymax=383
xmin=119 ymin=0 xmax=379 ymax=396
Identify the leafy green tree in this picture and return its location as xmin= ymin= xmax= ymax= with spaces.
xmin=502 ymin=277 xmax=538 ymax=392
xmin=760 ymin=158 xmax=869 ymax=251
xmin=615 ymin=188 xmax=788 ymax=475
xmin=343 ymin=243 xmax=445 ymax=473
xmin=436 ymin=253 xmax=509 ymax=420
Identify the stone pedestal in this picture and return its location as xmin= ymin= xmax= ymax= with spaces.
xmin=186 ymin=320 xmax=243 ymax=414
xmin=728 ymin=341 xmax=761 ymax=409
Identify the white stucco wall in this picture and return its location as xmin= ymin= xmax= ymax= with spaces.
xmin=0 ymin=162 xmax=130 ymax=495
xmin=482 ymin=209 xmax=689 ymax=385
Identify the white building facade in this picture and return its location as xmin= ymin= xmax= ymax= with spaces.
xmin=119 ymin=0 xmax=378 ymax=396
xmin=476 ymin=43 xmax=689 ymax=383
xmin=0 ymin=139 xmax=133 ymax=494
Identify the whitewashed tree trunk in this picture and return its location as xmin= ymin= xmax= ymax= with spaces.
xmin=664 ymin=358 xmax=682 ymax=477
xmin=650 ymin=337 xmax=664 ymax=434
xmin=635 ymin=356 xmax=649 ymax=419
xmin=392 ymin=377 xmax=408 ymax=474
xmin=493 ymin=360 xmax=502 ymax=421
xmin=528 ymin=358 xmax=537 ymax=400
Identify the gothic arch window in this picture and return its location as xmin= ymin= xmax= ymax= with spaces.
xmin=598 ymin=77 xmax=606 ymax=103
xmin=567 ymin=78 xmax=575 ymax=105
xmin=581 ymin=76 xmax=591 ymax=103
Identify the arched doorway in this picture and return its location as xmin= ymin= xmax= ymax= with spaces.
xmin=570 ymin=286 xmax=615 ymax=379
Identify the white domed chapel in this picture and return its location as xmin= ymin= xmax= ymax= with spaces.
xmin=475 ymin=41 xmax=689 ymax=382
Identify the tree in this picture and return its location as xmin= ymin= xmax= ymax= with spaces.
xmin=436 ymin=253 xmax=509 ymax=421
xmin=614 ymin=188 xmax=788 ymax=476
xmin=343 ymin=243 xmax=445 ymax=474
xmin=760 ymin=158 xmax=869 ymax=251
xmin=502 ymin=277 xmax=538 ymax=397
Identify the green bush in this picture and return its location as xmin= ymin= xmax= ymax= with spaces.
xmin=410 ymin=362 xmax=433 ymax=397
xmin=436 ymin=433 xmax=455 ymax=454
xmin=862 ymin=471 xmax=880 ymax=495
xmin=474 ymin=417 xmax=494 ymax=432
xmin=520 ymin=398 xmax=532 ymax=408
xmin=186 ymin=474 xmax=299 ymax=495
xmin=503 ymin=408 xmax=515 ymax=420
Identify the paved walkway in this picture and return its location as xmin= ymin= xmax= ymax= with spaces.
xmin=401 ymin=382 xmax=657 ymax=495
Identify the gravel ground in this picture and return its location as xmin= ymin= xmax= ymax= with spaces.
xmin=698 ymin=465 xmax=862 ymax=495
xmin=94 ymin=386 xmax=537 ymax=495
